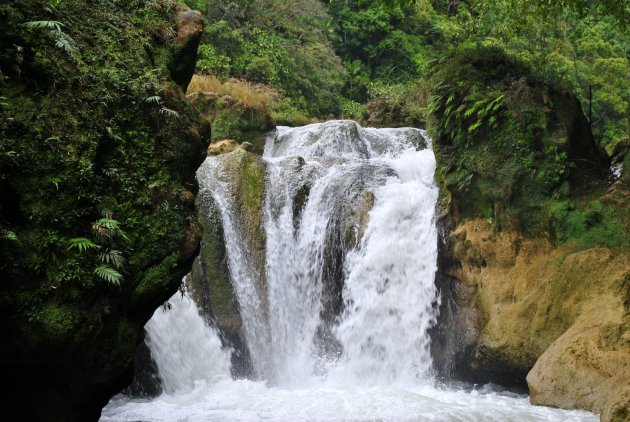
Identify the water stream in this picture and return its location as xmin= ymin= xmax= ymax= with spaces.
xmin=102 ymin=121 xmax=596 ymax=421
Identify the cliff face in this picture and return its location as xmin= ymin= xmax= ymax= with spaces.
xmin=431 ymin=46 xmax=630 ymax=421
xmin=436 ymin=217 xmax=629 ymax=420
xmin=0 ymin=1 xmax=204 ymax=420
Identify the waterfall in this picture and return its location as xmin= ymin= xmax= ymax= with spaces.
xmin=143 ymin=288 xmax=232 ymax=394
xmin=192 ymin=120 xmax=438 ymax=385
xmin=261 ymin=122 xmax=438 ymax=386
xmin=102 ymin=121 xmax=598 ymax=422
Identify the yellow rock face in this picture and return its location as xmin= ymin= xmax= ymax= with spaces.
xmin=207 ymin=139 xmax=240 ymax=156
xmin=447 ymin=220 xmax=629 ymax=420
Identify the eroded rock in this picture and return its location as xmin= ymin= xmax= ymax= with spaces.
xmin=435 ymin=219 xmax=630 ymax=419
xmin=207 ymin=139 xmax=239 ymax=156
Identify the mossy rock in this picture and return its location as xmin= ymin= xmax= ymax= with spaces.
xmin=430 ymin=45 xmax=610 ymax=234
xmin=0 ymin=1 xmax=206 ymax=420
xmin=194 ymin=149 xmax=267 ymax=369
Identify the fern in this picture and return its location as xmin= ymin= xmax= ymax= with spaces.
xmin=23 ymin=20 xmax=64 ymax=31
xmin=23 ymin=20 xmax=77 ymax=55
xmin=94 ymin=265 xmax=123 ymax=286
xmin=159 ymin=107 xmax=180 ymax=119
xmin=99 ymin=249 xmax=125 ymax=269
xmin=46 ymin=0 xmax=64 ymax=12
xmin=67 ymin=237 xmax=100 ymax=252
xmin=144 ymin=95 xmax=162 ymax=105
xmin=92 ymin=217 xmax=127 ymax=240
xmin=1 ymin=230 xmax=18 ymax=241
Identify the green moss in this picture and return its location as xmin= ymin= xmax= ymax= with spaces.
xmin=549 ymin=200 xmax=628 ymax=251
xmin=196 ymin=194 xmax=237 ymax=322
xmin=601 ymin=323 xmax=629 ymax=347
xmin=240 ymin=153 xmax=266 ymax=213
xmin=134 ymin=252 xmax=184 ymax=299
xmin=0 ymin=1 xmax=207 ymax=417
xmin=38 ymin=303 xmax=80 ymax=337
xmin=431 ymin=45 xmax=608 ymax=235
xmin=612 ymin=406 xmax=629 ymax=422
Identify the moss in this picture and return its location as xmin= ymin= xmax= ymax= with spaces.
xmin=0 ymin=0 xmax=207 ymax=419
xmin=195 ymin=192 xmax=239 ymax=326
xmin=134 ymin=252 xmax=184 ymax=299
xmin=612 ymin=406 xmax=629 ymax=422
xmin=601 ymin=324 xmax=629 ymax=348
xmin=240 ymin=152 xmax=266 ymax=213
xmin=431 ymin=45 xmax=608 ymax=234
xmin=549 ymin=200 xmax=629 ymax=251
xmin=188 ymin=92 xmax=274 ymax=146
xmin=38 ymin=303 xmax=80 ymax=337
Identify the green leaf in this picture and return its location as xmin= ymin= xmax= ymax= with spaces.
xmin=144 ymin=96 xmax=161 ymax=105
xmin=1 ymin=230 xmax=18 ymax=241
xmin=468 ymin=120 xmax=483 ymax=133
xmin=94 ymin=265 xmax=123 ymax=286
xmin=67 ymin=237 xmax=100 ymax=252
xmin=99 ymin=249 xmax=125 ymax=269
xmin=23 ymin=20 xmax=63 ymax=32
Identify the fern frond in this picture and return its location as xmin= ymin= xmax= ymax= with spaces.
xmin=99 ymin=249 xmax=125 ymax=269
xmin=94 ymin=265 xmax=123 ymax=286
xmin=67 ymin=237 xmax=100 ymax=252
xmin=145 ymin=95 xmax=162 ymax=105
xmin=468 ymin=120 xmax=483 ymax=133
xmin=1 ymin=230 xmax=18 ymax=241
xmin=51 ymin=30 xmax=77 ymax=53
xmin=159 ymin=107 xmax=180 ymax=119
xmin=23 ymin=20 xmax=63 ymax=31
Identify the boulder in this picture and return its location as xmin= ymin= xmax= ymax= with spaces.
xmin=193 ymin=149 xmax=267 ymax=374
xmin=207 ymin=139 xmax=239 ymax=156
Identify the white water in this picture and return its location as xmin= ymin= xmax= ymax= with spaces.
xmin=102 ymin=121 xmax=597 ymax=421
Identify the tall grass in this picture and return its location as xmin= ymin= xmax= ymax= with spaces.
xmin=187 ymin=74 xmax=279 ymax=110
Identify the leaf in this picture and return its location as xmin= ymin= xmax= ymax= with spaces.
xmin=94 ymin=265 xmax=123 ymax=286
xmin=159 ymin=107 xmax=180 ymax=119
xmin=94 ymin=217 xmax=120 ymax=231
xmin=1 ymin=230 xmax=18 ymax=241
xmin=23 ymin=20 xmax=63 ymax=32
xmin=67 ymin=237 xmax=100 ymax=252
xmin=99 ymin=249 xmax=125 ymax=269
xmin=468 ymin=120 xmax=483 ymax=133
xmin=144 ymin=95 xmax=162 ymax=105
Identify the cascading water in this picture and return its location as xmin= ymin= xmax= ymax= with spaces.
xmin=102 ymin=121 xmax=597 ymax=421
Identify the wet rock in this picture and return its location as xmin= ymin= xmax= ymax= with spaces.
xmin=194 ymin=149 xmax=267 ymax=372
xmin=433 ymin=219 xmax=630 ymax=418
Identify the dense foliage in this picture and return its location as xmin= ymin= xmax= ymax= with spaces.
xmin=180 ymin=0 xmax=627 ymax=249
xmin=0 ymin=0 xmax=206 ymax=419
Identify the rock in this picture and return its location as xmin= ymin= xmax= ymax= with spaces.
xmin=527 ymin=314 xmax=630 ymax=421
xmin=356 ymin=191 xmax=375 ymax=242
xmin=187 ymin=91 xmax=274 ymax=150
xmin=169 ymin=5 xmax=204 ymax=91
xmin=207 ymin=139 xmax=239 ymax=156
xmin=434 ymin=219 xmax=630 ymax=407
xmin=0 ymin=1 xmax=207 ymax=420
xmin=194 ymin=149 xmax=267 ymax=371
xmin=240 ymin=141 xmax=254 ymax=151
